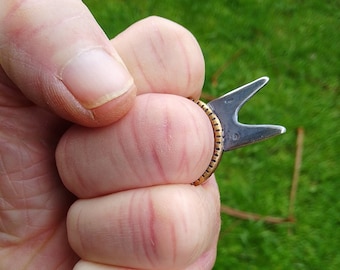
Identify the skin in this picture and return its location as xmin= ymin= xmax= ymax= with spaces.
xmin=0 ymin=1 xmax=221 ymax=269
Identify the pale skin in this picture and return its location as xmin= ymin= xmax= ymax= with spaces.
xmin=0 ymin=1 xmax=221 ymax=269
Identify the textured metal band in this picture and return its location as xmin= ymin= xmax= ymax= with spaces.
xmin=191 ymin=99 xmax=224 ymax=186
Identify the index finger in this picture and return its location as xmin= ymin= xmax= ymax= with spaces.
xmin=111 ymin=16 xmax=205 ymax=100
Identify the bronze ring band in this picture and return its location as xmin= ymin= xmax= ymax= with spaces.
xmin=191 ymin=99 xmax=224 ymax=186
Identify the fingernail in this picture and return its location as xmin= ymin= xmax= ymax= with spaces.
xmin=61 ymin=49 xmax=133 ymax=109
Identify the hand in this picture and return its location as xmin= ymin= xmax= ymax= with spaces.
xmin=0 ymin=1 xmax=220 ymax=269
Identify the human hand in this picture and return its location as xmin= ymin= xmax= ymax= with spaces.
xmin=0 ymin=1 xmax=220 ymax=269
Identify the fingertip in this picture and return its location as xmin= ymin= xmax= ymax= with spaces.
xmin=46 ymin=82 xmax=136 ymax=127
xmin=89 ymin=85 xmax=137 ymax=126
xmin=111 ymin=16 xmax=205 ymax=99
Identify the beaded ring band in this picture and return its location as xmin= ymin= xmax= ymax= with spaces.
xmin=191 ymin=99 xmax=224 ymax=186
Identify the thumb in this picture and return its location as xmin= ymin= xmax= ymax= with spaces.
xmin=0 ymin=0 xmax=136 ymax=127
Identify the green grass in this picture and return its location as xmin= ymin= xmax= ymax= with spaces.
xmin=83 ymin=1 xmax=340 ymax=269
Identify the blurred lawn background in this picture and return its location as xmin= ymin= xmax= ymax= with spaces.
xmin=83 ymin=1 xmax=339 ymax=269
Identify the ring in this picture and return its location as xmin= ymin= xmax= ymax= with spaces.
xmin=191 ymin=99 xmax=224 ymax=186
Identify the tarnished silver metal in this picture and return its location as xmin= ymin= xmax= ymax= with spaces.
xmin=192 ymin=77 xmax=286 ymax=185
